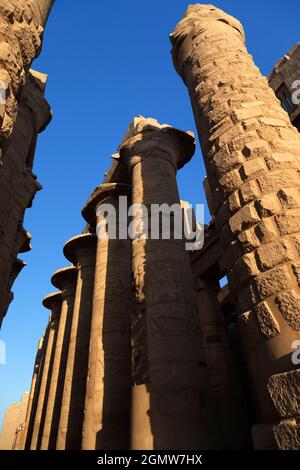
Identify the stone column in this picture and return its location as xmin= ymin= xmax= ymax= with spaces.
xmin=119 ymin=116 xmax=211 ymax=450
xmin=81 ymin=183 xmax=132 ymax=450
xmin=0 ymin=70 xmax=51 ymax=326
xmin=41 ymin=266 xmax=76 ymax=450
xmin=40 ymin=266 xmax=76 ymax=450
xmin=0 ymin=1 xmax=54 ymax=144
xmin=20 ymin=334 xmax=45 ymax=449
xmin=195 ymin=278 xmax=250 ymax=448
xmin=29 ymin=291 xmax=61 ymax=450
xmin=171 ymin=5 xmax=300 ymax=448
xmin=56 ymin=233 xmax=97 ymax=450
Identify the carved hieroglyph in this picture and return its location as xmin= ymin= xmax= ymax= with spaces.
xmin=171 ymin=4 xmax=300 ymax=448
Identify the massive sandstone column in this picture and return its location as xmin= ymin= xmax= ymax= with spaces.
xmin=29 ymin=291 xmax=61 ymax=449
xmin=21 ymin=334 xmax=45 ymax=449
xmin=171 ymin=5 xmax=300 ymax=448
xmin=0 ymin=0 xmax=55 ymax=146
xmin=0 ymin=70 xmax=52 ymax=326
xmin=81 ymin=183 xmax=132 ymax=450
xmin=56 ymin=234 xmax=97 ymax=450
xmin=119 ymin=116 xmax=211 ymax=450
xmin=40 ymin=266 xmax=76 ymax=450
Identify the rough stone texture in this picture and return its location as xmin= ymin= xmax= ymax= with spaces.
xmin=268 ymin=43 xmax=300 ymax=131
xmin=0 ymin=69 xmax=51 ymax=327
xmin=81 ymin=184 xmax=132 ymax=450
xmin=0 ymin=392 xmax=29 ymax=450
xmin=272 ymin=418 xmax=300 ymax=450
xmin=119 ymin=116 xmax=211 ymax=450
xmin=0 ymin=0 xmax=54 ymax=146
xmin=55 ymin=234 xmax=96 ymax=450
xmin=268 ymin=370 xmax=300 ymax=419
xmin=170 ymin=3 xmax=300 ymax=441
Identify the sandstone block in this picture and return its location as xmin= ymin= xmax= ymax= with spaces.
xmin=256 ymin=239 xmax=294 ymax=271
xmin=254 ymin=218 xmax=278 ymax=244
xmin=235 ymin=252 xmax=260 ymax=283
xmin=238 ymin=227 xmax=260 ymax=253
xmin=275 ymin=290 xmax=300 ymax=330
xmin=229 ymin=202 xmax=260 ymax=234
xmin=275 ymin=210 xmax=300 ymax=236
xmin=254 ymin=301 xmax=280 ymax=338
xmin=239 ymin=180 xmax=261 ymax=204
xmin=268 ymin=370 xmax=300 ymax=418
xmin=219 ymin=168 xmax=242 ymax=196
xmin=273 ymin=419 xmax=300 ymax=450
xmin=278 ymin=188 xmax=300 ymax=209
xmin=241 ymin=140 xmax=269 ymax=159
xmin=240 ymin=158 xmax=266 ymax=179
xmin=254 ymin=194 xmax=281 ymax=217
xmin=251 ymin=266 xmax=290 ymax=299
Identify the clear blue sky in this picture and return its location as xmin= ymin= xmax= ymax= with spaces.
xmin=0 ymin=0 xmax=299 ymax=427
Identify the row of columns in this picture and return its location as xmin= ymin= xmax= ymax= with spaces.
xmin=22 ymin=114 xmax=242 ymax=449
xmin=18 ymin=4 xmax=300 ymax=450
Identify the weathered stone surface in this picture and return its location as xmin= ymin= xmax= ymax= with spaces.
xmin=0 ymin=70 xmax=51 ymax=327
xmin=275 ymin=290 xmax=300 ymax=330
xmin=0 ymin=393 xmax=29 ymax=450
xmin=275 ymin=210 xmax=300 ymax=236
xmin=119 ymin=116 xmax=211 ymax=450
xmin=254 ymin=301 xmax=280 ymax=338
xmin=171 ymin=3 xmax=300 ymax=427
xmin=273 ymin=418 xmax=300 ymax=450
xmin=0 ymin=0 xmax=54 ymax=145
xmin=229 ymin=203 xmax=260 ymax=234
xmin=268 ymin=370 xmax=300 ymax=419
xmin=256 ymin=240 xmax=294 ymax=271
xmin=251 ymin=266 xmax=290 ymax=299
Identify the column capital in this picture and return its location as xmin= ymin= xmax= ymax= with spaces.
xmin=119 ymin=116 xmax=195 ymax=170
xmin=42 ymin=291 xmax=62 ymax=320
xmin=170 ymin=5 xmax=245 ymax=81
xmin=63 ymin=233 xmax=97 ymax=267
xmin=51 ymin=266 xmax=77 ymax=298
xmin=82 ymin=183 xmax=130 ymax=226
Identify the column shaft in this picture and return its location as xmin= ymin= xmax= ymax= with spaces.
xmin=23 ymin=334 xmax=47 ymax=449
xmin=120 ymin=117 xmax=212 ymax=450
xmin=40 ymin=267 xmax=76 ymax=449
xmin=29 ymin=293 xmax=61 ymax=449
xmin=82 ymin=184 xmax=132 ymax=450
xmin=171 ymin=4 xmax=300 ymax=445
xmin=56 ymin=234 xmax=96 ymax=450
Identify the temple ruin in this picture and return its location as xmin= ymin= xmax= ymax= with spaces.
xmin=1 ymin=3 xmax=300 ymax=451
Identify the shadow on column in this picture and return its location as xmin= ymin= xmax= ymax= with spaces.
xmin=94 ymin=238 xmax=132 ymax=450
